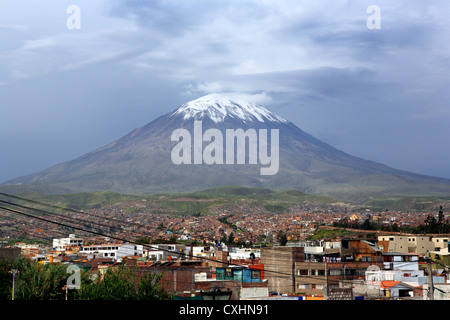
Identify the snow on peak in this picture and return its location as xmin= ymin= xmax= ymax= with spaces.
xmin=171 ymin=93 xmax=288 ymax=124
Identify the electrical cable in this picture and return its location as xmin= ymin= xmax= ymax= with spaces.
xmin=0 ymin=204 xmax=322 ymax=282
xmin=6 ymin=192 xmax=441 ymax=287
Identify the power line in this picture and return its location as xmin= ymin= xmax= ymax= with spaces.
xmin=0 ymin=203 xmax=333 ymax=284
xmin=0 ymin=203 xmax=312 ymax=282
xmin=0 ymin=193 xmax=155 ymax=235
xmin=3 ymin=192 xmax=414 ymax=285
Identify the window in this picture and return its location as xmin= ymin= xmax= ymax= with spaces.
xmin=252 ymin=270 xmax=261 ymax=280
xmin=314 ymin=269 xmax=325 ymax=276
xmin=357 ymin=269 xmax=366 ymax=276
xmin=330 ymin=269 xmax=341 ymax=276
xmin=298 ymin=284 xmax=309 ymax=289
xmin=297 ymin=269 xmax=308 ymax=276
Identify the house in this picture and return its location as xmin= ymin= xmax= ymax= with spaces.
xmin=79 ymin=243 xmax=143 ymax=260
xmin=215 ymin=265 xmax=268 ymax=300
xmin=133 ymin=259 xmax=266 ymax=300
xmin=229 ymin=247 xmax=260 ymax=260
xmin=349 ymin=213 xmax=363 ymax=222
xmin=320 ymin=238 xmax=387 ymax=263
xmin=378 ymin=281 xmax=416 ymax=299
xmin=294 ymin=261 xmax=328 ymax=296
xmin=260 ymin=246 xmax=304 ymax=295
xmin=52 ymin=234 xmax=83 ymax=251
xmin=340 ymin=239 xmax=386 ymax=262
xmin=432 ymin=237 xmax=450 ymax=251
xmin=382 ymin=252 xmax=419 ymax=271
xmin=378 ymin=235 xmax=434 ymax=255
xmin=427 ymin=247 xmax=450 ymax=273
xmin=342 ymin=277 xmax=417 ymax=300
xmin=366 ymin=266 xmax=429 ymax=286
xmin=144 ymin=244 xmax=186 ymax=261
xmin=339 ymin=251 xmax=443 ymax=299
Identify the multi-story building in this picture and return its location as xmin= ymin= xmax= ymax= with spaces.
xmin=261 ymin=239 xmax=390 ymax=296
xmin=378 ymin=235 xmax=435 ymax=255
xmin=79 ymin=243 xmax=143 ymax=260
xmin=52 ymin=234 xmax=84 ymax=251
xmin=428 ymin=246 xmax=450 ymax=273
xmin=53 ymin=234 xmax=84 ymax=251
xmin=260 ymin=246 xmax=304 ymax=295
xmin=432 ymin=237 xmax=450 ymax=251
xmin=145 ymin=244 xmax=186 ymax=261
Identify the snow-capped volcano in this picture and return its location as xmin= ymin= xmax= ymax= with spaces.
xmin=170 ymin=93 xmax=288 ymax=124
xmin=4 ymin=93 xmax=450 ymax=202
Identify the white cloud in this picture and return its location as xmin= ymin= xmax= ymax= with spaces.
xmin=22 ymin=37 xmax=56 ymax=50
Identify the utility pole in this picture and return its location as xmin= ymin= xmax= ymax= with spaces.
xmin=325 ymin=262 xmax=329 ymax=299
xmin=426 ymin=251 xmax=434 ymax=300
xmin=9 ymin=269 xmax=18 ymax=300
xmin=292 ymin=249 xmax=296 ymax=294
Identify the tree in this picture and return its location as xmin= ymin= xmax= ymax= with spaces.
xmin=12 ymin=256 xmax=68 ymax=300
xmin=227 ymin=232 xmax=235 ymax=245
xmin=0 ymin=256 xmax=172 ymax=300
xmin=437 ymin=206 xmax=450 ymax=233
xmin=135 ymin=236 xmax=151 ymax=245
xmin=137 ymin=271 xmax=172 ymax=300
xmin=418 ymin=206 xmax=449 ymax=234
xmin=75 ymin=262 xmax=136 ymax=300
xmin=277 ymin=231 xmax=288 ymax=246
xmin=0 ymin=258 xmax=13 ymax=300
xmin=362 ymin=218 xmax=373 ymax=230
xmin=75 ymin=261 xmax=172 ymax=300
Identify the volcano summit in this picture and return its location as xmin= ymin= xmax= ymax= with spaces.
xmin=3 ymin=93 xmax=450 ymax=201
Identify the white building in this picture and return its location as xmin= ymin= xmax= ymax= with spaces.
xmin=52 ymin=234 xmax=83 ymax=251
xmin=382 ymin=252 xmax=419 ymax=271
xmin=79 ymin=243 xmax=143 ymax=260
xmin=116 ymin=244 xmax=144 ymax=260
xmin=349 ymin=254 xmax=446 ymax=299
xmin=229 ymin=248 xmax=260 ymax=260
xmin=144 ymin=249 xmax=165 ymax=261
xmin=366 ymin=265 xmax=430 ymax=287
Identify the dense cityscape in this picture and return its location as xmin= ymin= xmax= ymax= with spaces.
xmin=1 ymin=195 xmax=449 ymax=303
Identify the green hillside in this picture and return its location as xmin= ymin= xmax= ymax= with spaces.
xmin=3 ymin=186 xmax=447 ymax=214
xmin=1 ymin=186 xmax=338 ymax=214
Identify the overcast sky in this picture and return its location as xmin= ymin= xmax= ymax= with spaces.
xmin=1 ymin=0 xmax=450 ymax=183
